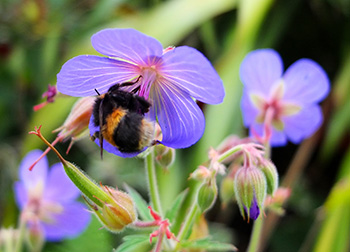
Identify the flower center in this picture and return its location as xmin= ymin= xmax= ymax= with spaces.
xmin=138 ymin=67 xmax=159 ymax=100
xmin=250 ymin=79 xmax=301 ymax=131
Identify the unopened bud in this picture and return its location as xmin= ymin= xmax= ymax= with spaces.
xmin=54 ymin=96 xmax=95 ymax=152
xmin=259 ymin=160 xmax=278 ymax=195
xmin=197 ymin=180 xmax=218 ymax=213
xmin=26 ymin=222 xmax=44 ymax=252
xmin=91 ymin=187 xmax=137 ymax=232
xmin=234 ymin=166 xmax=267 ymax=220
xmin=154 ymin=145 xmax=175 ymax=168
xmin=189 ymin=166 xmax=211 ymax=181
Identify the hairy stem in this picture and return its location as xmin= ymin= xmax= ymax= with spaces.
xmin=145 ymin=149 xmax=163 ymax=217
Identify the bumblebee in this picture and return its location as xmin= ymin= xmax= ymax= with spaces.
xmin=91 ymin=76 xmax=155 ymax=157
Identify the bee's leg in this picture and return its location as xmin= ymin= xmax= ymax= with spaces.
xmin=90 ymin=131 xmax=100 ymax=141
xmin=151 ymin=140 xmax=161 ymax=146
xmin=119 ymin=75 xmax=143 ymax=89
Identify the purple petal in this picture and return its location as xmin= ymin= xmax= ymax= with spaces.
xmin=43 ymin=163 xmax=80 ymax=204
xmin=91 ymin=28 xmax=163 ymax=66
xmin=161 ymin=46 xmax=224 ymax=104
xmin=240 ymin=49 xmax=283 ymax=95
xmin=283 ymin=105 xmax=323 ymax=144
xmin=42 ymin=202 xmax=91 ymax=241
xmin=240 ymin=89 xmax=260 ymax=127
xmin=283 ymin=59 xmax=330 ymax=104
xmin=248 ymin=197 xmax=260 ymax=220
xmin=151 ymin=81 xmax=205 ymax=148
xmin=57 ymin=55 xmax=139 ymax=97
xmin=19 ymin=150 xmax=48 ymax=191
xmin=249 ymin=123 xmax=288 ymax=147
xmin=88 ymin=116 xmax=142 ymax=158
xmin=14 ymin=182 xmax=28 ymax=210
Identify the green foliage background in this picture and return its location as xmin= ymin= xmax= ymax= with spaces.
xmin=0 ymin=0 xmax=349 ymax=251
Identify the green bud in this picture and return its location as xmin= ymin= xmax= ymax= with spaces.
xmin=154 ymin=144 xmax=175 ymax=168
xmin=197 ymin=180 xmax=218 ymax=213
xmin=259 ymin=160 xmax=278 ymax=195
xmin=90 ymin=186 xmax=137 ymax=232
xmin=234 ymin=166 xmax=267 ymax=220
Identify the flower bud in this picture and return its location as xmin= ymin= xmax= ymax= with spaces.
xmin=90 ymin=186 xmax=137 ymax=232
xmin=234 ymin=166 xmax=267 ymax=220
xmin=154 ymin=144 xmax=175 ymax=168
xmin=54 ymin=96 xmax=95 ymax=151
xmin=197 ymin=180 xmax=218 ymax=213
xmin=189 ymin=166 xmax=211 ymax=181
xmin=259 ymin=160 xmax=278 ymax=195
xmin=62 ymin=160 xmax=136 ymax=232
xmin=26 ymin=222 xmax=44 ymax=252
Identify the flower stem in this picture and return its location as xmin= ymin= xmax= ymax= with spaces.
xmin=145 ymin=149 xmax=163 ymax=217
xmin=247 ymin=215 xmax=264 ymax=252
xmin=175 ymin=198 xmax=199 ymax=250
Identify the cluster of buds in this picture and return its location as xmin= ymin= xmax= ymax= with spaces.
xmin=193 ymin=138 xmax=280 ymax=221
xmin=233 ymin=144 xmax=279 ymax=220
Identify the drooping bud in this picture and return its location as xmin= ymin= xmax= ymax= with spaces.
xmin=197 ymin=179 xmax=218 ymax=213
xmin=234 ymin=166 xmax=267 ymax=220
xmin=154 ymin=144 xmax=175 ymax=169
xmin=259 ymin=159 xmax=278 ymax=195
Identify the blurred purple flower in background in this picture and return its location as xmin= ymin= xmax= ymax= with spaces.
xmin=57 ymin=28 xmax=224 ymax=156
xmin=14 ymin=150 xmax=91 ymax=241
xmin=240 ymin=49 xmax=330 ymax=146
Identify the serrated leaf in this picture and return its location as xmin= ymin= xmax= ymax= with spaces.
xmin=165 ymin=189 xmax=188 ymax=223
xmin=124 ymin=184 xmax=153 ymax=221
xmin=181 ymin=237 xmax=237 ymax=251
xmin=114 ymin=235 xmax=150 ymax=252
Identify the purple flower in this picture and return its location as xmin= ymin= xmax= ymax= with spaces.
xmin=57 ymin=28 xmax=224 ymax=157
xmin=14 ymin=150 xmax=91 ymax=241
xmin=240 ymin=49 xmax=330 ymax=146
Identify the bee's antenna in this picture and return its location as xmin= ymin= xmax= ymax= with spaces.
xmin=94 ymin=88 xmax=101 ymax=96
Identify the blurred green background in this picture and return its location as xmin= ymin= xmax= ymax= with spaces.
xmin=1 ymin=0 xmax=350 ymax=251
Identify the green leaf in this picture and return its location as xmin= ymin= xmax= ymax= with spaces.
xmin=114 ymin=235 xmax=151 ymax=252
xmin=181 ymin=237 xmax=237 ymax=251
xmin=124 ymin=184 xmax=153 ymax=221
xmin=165 ymin=189 xmax=188 ymax=223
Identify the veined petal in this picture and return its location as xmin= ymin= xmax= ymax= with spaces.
xmin=283 ymin=105 xmax=323 ymax=144
xmin=240 ymin=49 xmax=283 ymax=95
xmin=88 ymin=116 xmax=142 ymax=158
xmin=91 ymin=28 xmax=163 ymax=66
xmin=161 ymin=46 xmax=224 ymax=104
xmin=283 ymin=59 xmax=330 ymax=104
xmin=57 ymin=55 xmax=139 ymax=97
xmin=42 ymin=202 xmax=91 ymax=241
xmin=151 ymin=81 xmax=205 ymax=148
xmin=19 ymin=150 xmax=48 ymax=191
xmin=44 ymin=163 xmax=80 ymax=204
